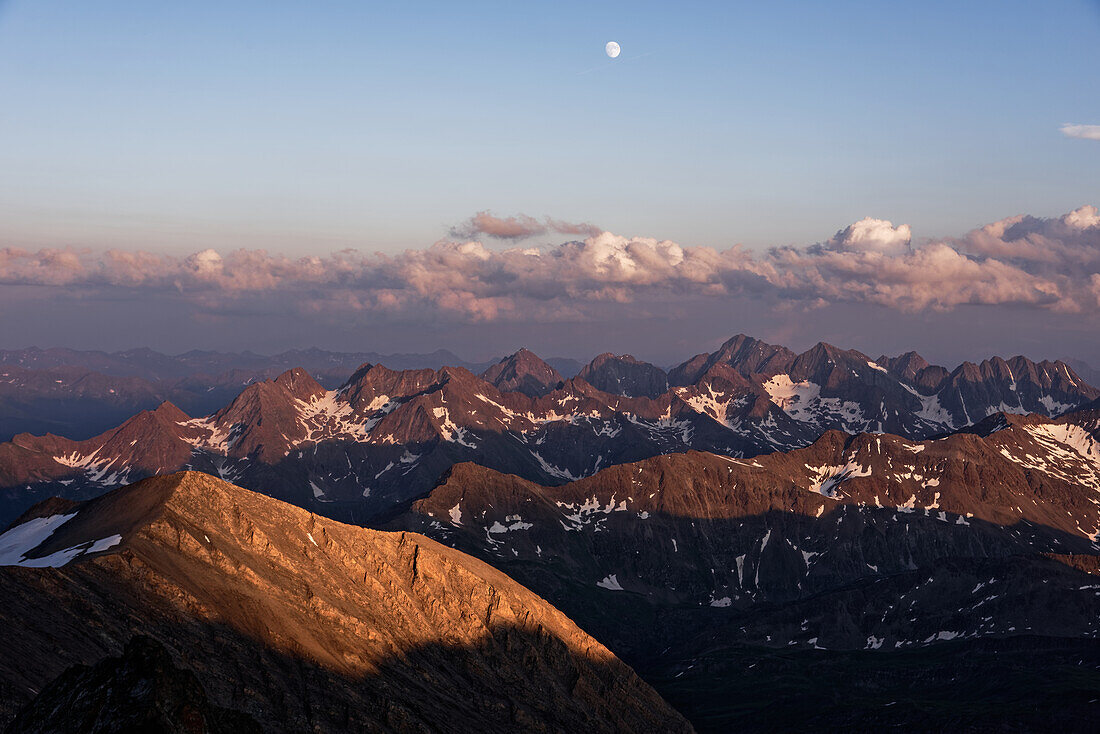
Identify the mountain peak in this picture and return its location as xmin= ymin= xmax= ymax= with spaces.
xmin=878 ymin=351 xmax=932 ymax=379
xmin=577 ymin=353 xmax=668 ymax=398
xmin=271 ymin=367 xmax=326 ymax=402
xmin=480 ymin=349 xmax=563 ymax=398
xmin=715 ymin=334 xmax=798 ymax=374
xmin=717 ymin=333 xmax=763 ymax=351
xmin=784 ymin=341 xmax=872 ymax=383
xmin=669 ymin=334 xmax=797 ymax=385
xmin=151 ymin=401 xmax=190 ymax=422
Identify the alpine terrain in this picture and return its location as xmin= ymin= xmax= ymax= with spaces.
xmin=1 ymin=335 xmax=1098 ymax=730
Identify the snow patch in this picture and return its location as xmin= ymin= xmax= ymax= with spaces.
xmin=805 ymin=459 xmax=872 ymax=498
xmin=0 ymin=513 xmax=122 ymax=568
xmin=488 ymin=515 xmax=534 ymax=533
xmin=596 ymin=574 xmax=624 ymax=591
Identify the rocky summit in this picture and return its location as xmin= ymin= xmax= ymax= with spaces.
xmin=480 ymin=348 xmax=565 ymax=397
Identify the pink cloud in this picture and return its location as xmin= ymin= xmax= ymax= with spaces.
xmin=1 ymin=207 xmax=1097 ymax=323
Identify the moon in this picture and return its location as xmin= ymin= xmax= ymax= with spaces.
xmin=605 ymin=41 xmax=620 ymax=59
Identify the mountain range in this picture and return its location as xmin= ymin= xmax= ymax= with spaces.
xmin=0 ymin=347 xmax=584 ymax=442
xmin=1 ymin=335 xmax=1095 ymax=528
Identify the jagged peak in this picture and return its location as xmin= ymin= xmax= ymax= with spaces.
xmin=340 ymin=361 xmax=376 ymax=388
xmin=800 ymin=341 xmax=870 ymax=362
xmin=575 ymin=353 xmax=668 ymax=398
xmin=582 ymin=352 xmax=660 ymax=370
xmin=218 ymin=368 xmax=323 ymax=407
xmin=107 ymin=403 xmax=190 ymax=436
xmin=482 ymin=348 xmax=556 ymax=373
xmin=271 ymin=367 xmax=326 ymax=401
xmin=716 ymin=333 xmax=769 ymax=351
xmin=878 ymin=350 xmax=931 ymax=372
xmin=584 ymin=352 xmax=637 ymax=368
xmin=344 ymin=362 xmax=436 ymax=385
xmin=151 ymin=401 xmax=190 ymax=422
xmin=479 ymin=348 xmax=563 ymax=398
xmin=668 ymin=334 xmax=796 ymax=385
xmin=437 ymin=365 xmax=481 ymax=383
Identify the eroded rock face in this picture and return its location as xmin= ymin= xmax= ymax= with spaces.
xmin=0 ymin=472 xmax=692 ymax=734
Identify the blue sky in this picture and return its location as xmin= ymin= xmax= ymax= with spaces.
xmin=1 ymin=0 xmax=1097 ymax=253
xmin=1 ymin=1 xmax=1099 ymax=366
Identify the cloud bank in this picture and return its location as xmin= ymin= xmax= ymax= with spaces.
xmin=1061 ymin=124 xmax=1100 ymax=141
xmin=2 ymin=206 xmax=1098 ymax=323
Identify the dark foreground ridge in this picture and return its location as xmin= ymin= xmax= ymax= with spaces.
xmin=6 ymin=636 xmax=262 ymax=734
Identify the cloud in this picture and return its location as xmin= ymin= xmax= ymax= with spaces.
xmin=452 ymin=211 xmax=602 ymax=240
xmin=1 ymin=207 xmax=1097 ymax=323
xmin=1060 ymin=124 xmax=1100 ymax=141
xmin=825 ymin=217 xmax=912 ymax=255
xmin=0 ymin=247 xmax=87 ymax=285
xmin=957 ymin=206 xmax=1100 ymax=269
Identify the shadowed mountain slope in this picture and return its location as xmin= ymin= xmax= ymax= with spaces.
xmin=5 ymin=636 xmax=262 ymax=734
xmin=392 ymin=411 xmax=1100 ymax=727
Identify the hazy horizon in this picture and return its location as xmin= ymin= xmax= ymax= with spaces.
xmin=2 ymin=2 xmax=1099 ymax=368
xmin=4 ymin=314 xmax=1099 ymax=374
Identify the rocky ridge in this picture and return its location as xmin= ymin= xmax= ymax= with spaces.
xmin=0 ymin=471 xmax=691 ymax=733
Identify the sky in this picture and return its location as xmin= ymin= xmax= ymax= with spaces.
xmin=0 ymin=1 xmax=1099 ymax=367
